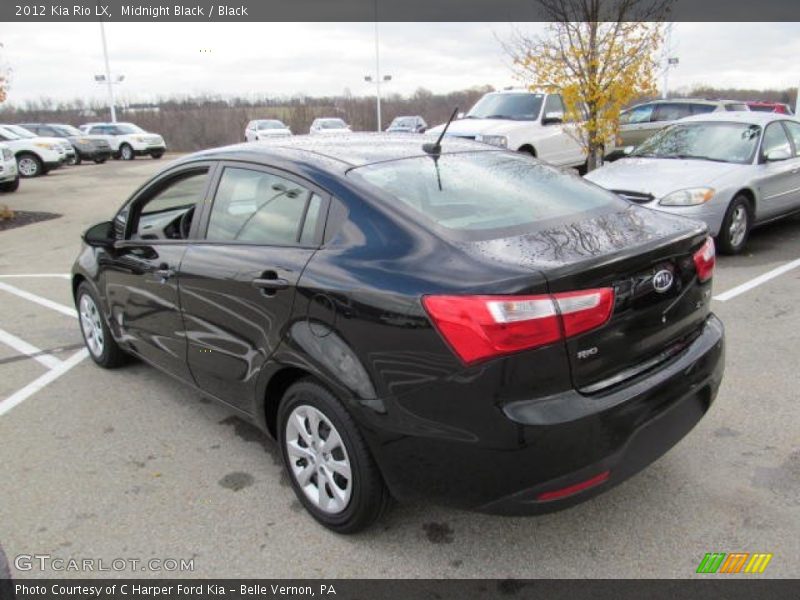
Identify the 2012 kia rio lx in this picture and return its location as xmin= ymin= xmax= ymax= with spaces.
xmin=72 ymin=134 xmax=725 ymax=532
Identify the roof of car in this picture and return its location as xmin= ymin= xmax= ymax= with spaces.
xmin=179 ymin=133 xmax=493 ymax=170
xmin=679 ymin=111 xmax=796 ymax=125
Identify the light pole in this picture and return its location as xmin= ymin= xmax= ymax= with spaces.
xmin=97 ymin=21 xmax=122 ymax=122
xmin=661 ymin=23 xmax=678 ymax=99
xmin=365 ymin=73 xmax=392 ymax=132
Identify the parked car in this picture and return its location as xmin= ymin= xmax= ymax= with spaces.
xmin=586 ymin=111 xmax=800 ymax=254
xmin=79 ymin=122 xmax=166 ymax=160
xmin=244 ymin=119 xmax=292 ymax=141
xmin=426 ymin=89 xmax=591 ymax=168
xmin=20 ymin=123 xmax=113 ymax=164
xmin=1 ymin=124 xmax=76 ymax=166
xmin=0 ymin=143 xmax=19 ymax=192
xmin=72 ymin=134 xmax=723 ymax=532
xmin=0 ymin=125 xmax=66 ymax=177
xmin=309 ymin=118 xmax=351 ymax=135
xmin=386 ymin=116 xmax=427 ymax=133
xmin=614 ymin=99 xmax=749 ymax=153
xmin=746 ymin=101 xmax=794 ymax=115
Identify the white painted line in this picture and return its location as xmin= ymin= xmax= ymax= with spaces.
xmin=0 ymin=281 xmax=77 ymax=319
xmin=0 ymin=349 xmax=89 ymax=417
xmin=0 ymin=274 xmax=70 ymax=279
xmin=713 ymin=257 xmax=800 ymax=302
xmin=0 ymin=327 xmax=63 ymax=370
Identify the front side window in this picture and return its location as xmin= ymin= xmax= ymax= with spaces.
xmin=761 ymin=122 xmax=792 ymax=160
xmin=133 ymin=170 xmax=209 ymax=240
xmin=206 ymin=167 xmax=321 ymax=245
xmin=633 ymin=122 xmax=761 ymax=164
xmin=781 ymin=121 xmax=800 ymax=156
xmin=350 ymin=151 xmax=621 ymax=235
xmin=543 ymin=94 xmax=566 ymax=116
xmin=620 ymin=103 xmax=655 ymax=125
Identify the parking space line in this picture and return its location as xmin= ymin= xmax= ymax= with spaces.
xmin=0 ymin=349 xmax=88 ymax=417
xmin=0 ymin=274 xmax=70 ymax=279
xmin=0 ymin=328 xmax=63 ymax=370
xmin=713 ymin=257 xmax=800 ymax=302
xmin=0 ymin=281 xmax=77 ymax=319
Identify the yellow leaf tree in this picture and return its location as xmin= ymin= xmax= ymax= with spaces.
xmin=505 ymin=0 xmax=673 ymax=171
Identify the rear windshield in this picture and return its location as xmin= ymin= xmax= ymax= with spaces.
xmin=349 ymin=151 xmax=621 ymax=236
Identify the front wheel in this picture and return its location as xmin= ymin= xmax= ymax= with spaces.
xmin=17 ymin=153 xmax=43 ymax=178
xmin=278 ymin=379 xmax=391 ymax=533
xmin=0 ymin=176 xmax=19 ymax=192
xmin=76 ymin=283 xmax=128 ymax=368
xmin=120 ymin=144 xmax=135 ymax=161
xmin=717 ymin=195 xmax=752 ymax=255
xmin=151 ymin=151 xmax=164 ymax=159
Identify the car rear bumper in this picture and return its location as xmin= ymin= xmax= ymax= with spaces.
xmin=365 ymin=314 xmax=724 ymax=513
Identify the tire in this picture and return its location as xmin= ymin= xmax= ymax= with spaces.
xmin=17 ymin=153 xmax=43 ymax=178
xmin=278 ymin=378 xmax=391 ymax=533
xmin=94 ymin=157 xmax=107 ymax=164
xmin=717 ymin=194 xmax=753 ymax=255
xmin=0 ymin=176 xmax=19 ymax=192
xmin=76 ymin=282 xmax=128 ymax=368
xmin=151 ymin=151 xmax=164 ymax=159
xmin=73 ymin=153 xmax=82 ymax=166
xmin=120 ymin=144 xmax=135 ymax=161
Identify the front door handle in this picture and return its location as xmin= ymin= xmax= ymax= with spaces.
xmin=252 ymin=277 xmax=290 ymax=291
xmin=154 ymin=264 xmax=175 ymax=281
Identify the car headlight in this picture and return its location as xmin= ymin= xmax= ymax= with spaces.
xmin=476 ymin=134 xmax=508 ymax=148
xmin=135 ymin=136 xmax=147 ymax=143
xmin=34 ymin=142 xmax=59 ymax=151
xmin=76 ymin=138 xmax=91 ymax=145
xmin=659 ymin=187 xmax=715 ymax=207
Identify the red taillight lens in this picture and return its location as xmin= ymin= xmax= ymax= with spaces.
xmin=422 ymin=288 xmax=614 ymax=365
xmin=693 ymin=237 xmax=715 ymax=283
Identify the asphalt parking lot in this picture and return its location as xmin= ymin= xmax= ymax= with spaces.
xmin=0 ymin=159 xmax=798 ymax=579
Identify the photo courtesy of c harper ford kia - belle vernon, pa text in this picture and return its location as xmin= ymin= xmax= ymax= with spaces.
xmin=0 ymin=0 xmax=798 ymax=598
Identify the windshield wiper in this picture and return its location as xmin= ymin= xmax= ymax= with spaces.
xmin=673 ymin=154 xmax=730 ymax=163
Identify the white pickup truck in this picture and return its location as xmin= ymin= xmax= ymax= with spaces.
xmin=427 ymin=89 xmax=597 ymax=169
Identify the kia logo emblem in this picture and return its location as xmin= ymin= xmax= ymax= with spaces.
xmin=653 ymin=269 xmax=674 ymax=293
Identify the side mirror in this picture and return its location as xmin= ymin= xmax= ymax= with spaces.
xmin=542 ymin=111 xmax=564 ymax=125
xmin=82 ymin=221 xmax=115 ymax=248
xmin=765 ymin=147 xmax=792 ymax=162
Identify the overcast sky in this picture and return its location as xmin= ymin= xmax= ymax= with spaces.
xmin=1 ymin=22 xmax=799 ymax=105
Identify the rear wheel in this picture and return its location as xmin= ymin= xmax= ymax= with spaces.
xmin=17 ymin=153 xmax=43 ymax=178
xmin=120 ymin=143 xmax=135 ymax=161
xmin=151 ymin=151 xmax=164 ymax=159
xmin=0 ymin=176 xmax=19 ymax=192
xmin=717 ymin=194 xmax=752 ymax=255
xmin=278 ymin=379 xmax=390 ymax=533
xmin=76 ymin=283 xmax=128 ymax=368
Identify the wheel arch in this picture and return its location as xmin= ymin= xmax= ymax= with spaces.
xmin=517 ymin=144 xmax=537 ymax=157
xmin=733 ymin=187 xmax=757 ymax=214
xmin=262 ymin=366 xmax=312 ymax=439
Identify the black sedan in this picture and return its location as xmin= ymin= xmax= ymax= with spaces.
xmin=72 ymin=134 xmax=724 ymax=532
xmin=20 ymin=123 xmax=112 ymax=164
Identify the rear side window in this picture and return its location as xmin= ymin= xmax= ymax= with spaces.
xmin=652 ymin=103 xmax=692 ymax=122
xmin=725 ymin=103 xmax=748 ymax=112
xmin=690 ymin=104 xmax=716 ymax=115
xmin=206 ymin=167 xmax=321 ymax=245
xmin=350 ymin=152 xmax=621 ymax=235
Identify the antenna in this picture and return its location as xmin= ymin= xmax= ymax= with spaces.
xmin=423 ymin=107 xmax=459 ymax=155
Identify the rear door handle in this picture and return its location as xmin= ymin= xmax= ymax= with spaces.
xmin=251 ymin=277 xmax=289 ymax=291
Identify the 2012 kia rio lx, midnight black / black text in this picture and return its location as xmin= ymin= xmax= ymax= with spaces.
xmin=72 ymin=134 xmax=724 ymax=532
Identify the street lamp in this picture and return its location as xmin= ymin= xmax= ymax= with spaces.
xmin=364 ymin=17 xmax=392 ymax=132
xmin=97 ymin=21 xmax=124 ymax=122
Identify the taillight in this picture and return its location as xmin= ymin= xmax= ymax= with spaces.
xmin=422 ymin=288 xmax=614 ymax=365
xmin=693 ymin=237 xmax=715 ymax=283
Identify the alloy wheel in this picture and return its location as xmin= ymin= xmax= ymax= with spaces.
xmin=729 ymin=205 xmax=748 ymax=248
xmin=285 ymin=404 xmax=353 ymax=514
xmin=79 ymin=294 xmax=105 ymax=358
xmin=17 ymin=157 xmax=39 ymax=177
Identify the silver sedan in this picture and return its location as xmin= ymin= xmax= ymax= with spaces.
xmin=585 ymin=111 xmax=800 ymax=254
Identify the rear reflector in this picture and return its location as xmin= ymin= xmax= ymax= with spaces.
xmin=693 ymin=237 xmax=715 ymax=283
xmin=422 ymin=288 xmax=614 ymax=365
xmin=536 ymin=470 xmax=611 ymax=502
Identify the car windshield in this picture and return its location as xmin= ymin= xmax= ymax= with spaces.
xmin=257 ymin=121 xmax=286 ymax=130
xmin=318 ymin=119 xmax=347 ymax=129
xmin=116 ymin=123 xmax=145 ymax=134
xmin=5 ymin=125 xmax=36 ymax=138
xmin=632 ymin=122 xmax=761 ymax=164
xmin=350 ymin=151 xmax=620 ymax=235
xmin=465 ymin=93 xmax=544 ymax=121
xmin=57 ymin=125 xmax=83 ymax=135
xmin=391 ymin=117 xmax=416 ymax=127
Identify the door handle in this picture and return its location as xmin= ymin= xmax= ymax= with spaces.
xmin=252 ymin=277 xmax=290 ymax=291
xmin=154 ymin=264 xmax=175 ymax=281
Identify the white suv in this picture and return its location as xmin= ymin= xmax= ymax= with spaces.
xmin=0 ymin=143 xmax=19 ymax=192
xmin=309 ymin=118 xmax=352 ymax=135
xmin=245 ymin=119 xmax=292 ymax=141
xmin=0 ymin=125 xmax=66 ymax=177
xmin=427 ymin=89 xmax=595 ymax=169
xmin=80 ymin=122 xmax=166 ymax=160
